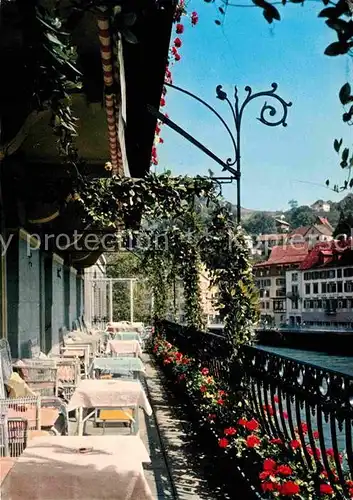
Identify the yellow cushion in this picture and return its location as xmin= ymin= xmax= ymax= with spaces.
xmin=5 ymin=373 xmax=37 ymax=398
xmin=98 ymin=409 xmax=133 ymax=421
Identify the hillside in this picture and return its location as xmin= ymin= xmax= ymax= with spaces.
xmin=241 ymin=193 xmax=353 ymax=234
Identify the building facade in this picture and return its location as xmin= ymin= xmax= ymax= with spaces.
xmin=286 ymin=239 xmax=353 ymax=328
xmin=254 ymin=244 xmax=309 ymax=326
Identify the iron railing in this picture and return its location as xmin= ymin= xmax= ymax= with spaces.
xmin=156 ymin=320 xmax=353 ymax=499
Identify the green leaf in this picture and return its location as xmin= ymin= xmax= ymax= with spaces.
xmin=324 ymin=41 xmax=349 ymax=56
xmin=342 ymin=148 xmax=349 ymax=162
xmin=339 ymin=83 xmax=352 ymax=105
xmin=334 ymin=138 xmax=342 ymax=152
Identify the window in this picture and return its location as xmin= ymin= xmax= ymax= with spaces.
xmin=313 ymin=283 xmax=318 ymax=294
xmin=344 ymin=281 xmax=352 ymax=293
xmin=313 ymin=271 xmax=320 ymax=280
xmin=305 ymin=284 xmax=311 ymax=295
xmin=265 ymin=302 xmax=270 ymax=309
xmin=304 ymin=272 xmax=311 ymax=281
xmin=337 ymin=269 xmax=342 ymax=278
xmin=276 ymin=278 xmax=285 ymax=286
xmin=322 ymin=283 xmax=327 ymax=294
xmin=344 ymin=268 xmax=353 ymax=278
xmin=337 ymin=281 xmax=343 ymax=293
xmin=292 ymin=273 xmax=298 ymax=282
xmin=328 ymin=270 xmax=335 ymax=279
xmin=292 ymin=300 xmax=298 ymax=310
xmin=276 ymin=288 xmax=286 ymax=297
xmin=328 ymin=282 xmax=336 ymax=293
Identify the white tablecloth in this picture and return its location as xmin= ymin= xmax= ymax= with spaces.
xmin=106 ymin=340 xmax=143 ymax=357
xmin=1 ymin=435 xmax=153 ymax=500
xmin=67 ymin=379 xmax=152 ymax=415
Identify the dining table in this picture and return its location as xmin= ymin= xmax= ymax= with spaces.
xmin=105 ymin=339 xmax=143 ymax=358
xmin=67 ymin=378 xmax=152 ymax=435
xmin=1 ymin=435 xmax=154 ymax=500
xmin=92 ymin=357 xmax=145 ymax=379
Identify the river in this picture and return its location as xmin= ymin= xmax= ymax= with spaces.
xmin=257 ymin=344 xmax=353 ymax=376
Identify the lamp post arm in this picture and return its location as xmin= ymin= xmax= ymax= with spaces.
xmin=165 ymin=82 xmax=238 ymax=165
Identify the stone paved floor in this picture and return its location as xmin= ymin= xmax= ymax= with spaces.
xmin=68 ymin=353 xmax=223 ymax=499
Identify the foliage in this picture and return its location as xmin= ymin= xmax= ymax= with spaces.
xmin=288 ymin=199 xmax=299 ymax=210
xmin=152 ymin=334 xmax=353 ymax=499
xmin=243 ymin=212 xmax=277 ymax=235
xmin=285 ymin=205 xmax=317 ymax=229
xmin=201 ymin=206 xmax=259 ymax=347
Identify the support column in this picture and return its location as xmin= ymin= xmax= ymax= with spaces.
xmin=130 ymin=279 xmax=134 ymax=323
xmin=109 ymin=278 xmax=113 ymax=322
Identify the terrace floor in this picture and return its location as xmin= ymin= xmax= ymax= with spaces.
xmin=68 ymin=354 xmax=221 ymax=500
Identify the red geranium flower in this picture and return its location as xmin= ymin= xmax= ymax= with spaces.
xmin=301 ymin=422 xmax=308 ymax=434
xmin=208 ymin=413 xmax=216 ymax=421
xmin=178 ymin=374 xmax=186 ymax=381
xmin=224 ymin=427 xmax=237 ymax=436
xmin=313 ymin=430 xmax=320 ymax=439
xmin=155 ymin=125 xmax=161 ymax=135
xmin=320 ymin=484 xmax=334 ymax=495
xmin=282 ymin=411 xmax=289 ymax=420
xmin=246 ymin=435 xmax=261 ymax=448
xmin=218 ymin=438 xmax=229 ymax=448
xmin=201 ymin=368 xmax=209 ymax=375
xmin=218 ymin=390 xmax=226 ymax=397
xmin=270 ymin=438 xmax=283 ymax=445
xmin=191 ymin=11 xmax=198 ymax=25
xmin=307 ymin=446 xmax=321 ymax=458
xmin=274 ymin=395 xmax=280 ymax=403
xmin=290 ymin=439 xmax=301 ymax=450
xmin=263 ymin=458 xmax=277 ymax=471
xmin=171 ymin=46 xmax=177 ymax=55
xmin=277 ymin=465 xmax=292 ymax=476
xmin=261 ymin=482 xmax=275 ymax=492
xmin=175 ymin=53 xmax=181 ymax=61
xmin=174 ymin=37 xmax=182 ymax=48
xmin=263 ymin=404 xmax=274 ymax=416
xmin=245 ymin=418 xmax=260 ymax=431
xmin=200 ymin=385 xmax=207 ymax=393
xmin=280 ymin=481 xmax=300 ymax=496
xmin=217 ymin=398 xmax=224 ymax=405
xmin=159 ymin=137 xmax=164 ymax=144
xmin=160 ymin=98 xmax=166 ymax=107
xmin=176 ymin=23 xmax=184 ymax=34
xmin=238 ymin=418 xmax=247 ymax=426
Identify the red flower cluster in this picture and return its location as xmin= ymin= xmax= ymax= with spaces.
xmin=151 ymin=2 xmax=198 ymax=167
xmin=260 ymin=459 xmax=300 ymax=496
xmin=238 ymin=417 xmax=260 ymax=432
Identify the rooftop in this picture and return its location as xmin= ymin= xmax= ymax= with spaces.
xmin=254 ymin=243 xmax=310 ymax=267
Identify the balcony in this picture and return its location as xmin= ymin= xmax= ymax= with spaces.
xmin=152 ymin=320 xmax=353 ymax=499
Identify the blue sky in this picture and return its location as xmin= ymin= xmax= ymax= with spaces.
xmin=155 ymin=0 xmax=352 ymax=211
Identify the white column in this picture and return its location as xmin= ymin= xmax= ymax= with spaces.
xmin=130 ymin=279 xmax=134 ymax=323
xmin=109 ymin=278 xmax=113 ymax=322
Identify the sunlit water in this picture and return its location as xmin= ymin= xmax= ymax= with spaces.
xmin=257 ymin=345 xmax=353 ymax=377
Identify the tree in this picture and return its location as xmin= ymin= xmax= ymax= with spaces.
xmin=288 ymin=199 xmax=298 ymax=210
xmin=242 ymin=212 xmax=276 ymax=235
xmin=333 ymin=211 xmax=353 ymax=238
xmin=286 ymin=206 xmax=316 ymax=228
